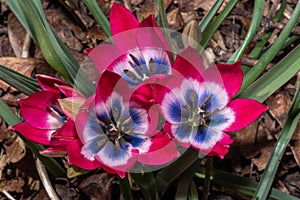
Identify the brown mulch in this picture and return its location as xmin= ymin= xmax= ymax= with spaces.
xmin=0 ymin=0 xmax=299 ymax=199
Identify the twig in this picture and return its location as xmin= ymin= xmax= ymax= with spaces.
xmin=2 ymin=190 xmax=16 ymax=200
xmin=35 ymin=158 xmax=60 ymax=200
xmin=21 ymin=33 xmax=31 ymax=58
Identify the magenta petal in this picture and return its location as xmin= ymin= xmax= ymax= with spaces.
xmin=216 ymin=61 xmax=243 ymax=98
xmin=207 ymin=133 xmax=233 ymax=158
xmin=137 ymin=15 xmax=170 ymax=52
xmin=51 ymin=119 xmax=76 ymax=147
xmin=37 ymin=75 xmax=69 ymax=94
xmin=11 ymin=122 xmax=52 ymax=145
xmin=67 ymin=139 xmax=101 ymax=170
xmin=173 ymin=47 xmax=204 ymax=82
xmin=88 ymin=43 xmax=122 ymax=74
xmin=138 ymin=132 xmax=179 ymax=165
xmin=83 ymin=47 xmax=94 ymax=55
xmin=95 ymin=70 xmax=130 ymax=103
xmin=225 ymin=98 xmax=268 ymax=132
xmin=40 ymin=147 xmax=67 ymax=157
xmin=110 ymin=3 xmax=139 ymax=36
xmin=19 ymin=91 xmax=63 ymax=129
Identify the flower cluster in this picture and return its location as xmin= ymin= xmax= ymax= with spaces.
xmin=12 ymin=3 xmax=267 ymax=178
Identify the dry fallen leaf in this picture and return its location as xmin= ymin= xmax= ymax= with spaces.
xmin=266 ymin=91 xmax=292 ymax=127
xmin=252 ymin=141 xmax=276 ymax=171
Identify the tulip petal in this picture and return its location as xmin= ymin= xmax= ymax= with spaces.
xmin=11 ymin=122 xmax=52 ymax=145
xmin=68 ymin=139 xmax=101 ymax=170
xmin=95 ymin=70 xmax=129 ymax=104
xmin=172 ymin=47 xmax=204 ymax=82
xmin=216 ymin=61 xmax=243 ymax=98
xmin=138 ymin=132 xmax=179 ymax=165
xmin=19 ymin=91 xmax=65 ymax=129
xmin=225 ymin=98 xmax=268 ymax=132
xmin=88 ymin=44 xmax=122 ymax=74
xmin=189 ymin=126 xmax=223 ymax=151
xmin=207 ymin=133 xmax=233 ymax=158
xmin=110 ymin=3 xmax=139 ymax=36
xmin=37 ymin=75 xmax=69 ymax=94
xmin=137 ymin=15 xmax=170 ymax=52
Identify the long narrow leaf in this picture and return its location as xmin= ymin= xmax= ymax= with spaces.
xmin=0 ymin=98 xmax=66 ymax=177
xmin=238 ymin=1 xmax=300 ymax=94
xmin=83 ymin=0 xmax=112 ymax=39
xmin=156 ymin=148 xmax=199 ymax=196
xmin=248 ymin=0 xmax=286 ymax=59
xmin=238 ymin=43 xmax=300 ymax=102
xmin=252 ymin=79 xmax=300 ymax=200
xmin=199 ymin=0 xmax=239 ymax=49
xmin=0 ymin=65 xmax=39 ymax=95
xmin=195 ymin=167 xmax=298 ymax=200
xmin=6 ymin=0 xmax=95 ymax=97
xmin=228 ymin=0 xmax=264 ymax=62
xmin=199 ymin=0 xmax=224 ymax=32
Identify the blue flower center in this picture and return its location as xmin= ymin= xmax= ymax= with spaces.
xmin=182 ymin=90 xmax=215 ymax=128
xmin=96 ymin=107 xmax=134 ymax=148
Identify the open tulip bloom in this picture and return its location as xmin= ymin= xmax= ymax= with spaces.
xmin=11 ymin=3 xmax=268 ymax=178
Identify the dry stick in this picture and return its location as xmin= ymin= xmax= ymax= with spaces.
xmin=21 ymin=33 xmax=31 ymax=58
xmin=35 ymin=158 xmax=60 ymax=200
xmin=1 ymin=190 xmax=16 ymax=200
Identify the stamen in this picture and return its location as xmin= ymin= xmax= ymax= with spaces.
xmin=115 ymin=140 xmax=120 ymax=148
xmin=189 ymin=90 xmax=197 ymax=103
xmin=129 ymin=54 xmax=143 ymax=70
xmin=149 ymin=58 xmax=155 ymax=73
xmin=182 ymin=104 xmax=191 ymax=111
xmin=97 ymin=119 xmax=106 ymax=126
xmin=205 ymin=109 xmax=220 ymax=117
xmin=123 ymin=116 xmax=132 ymax=125
xmin=124 ymin=69 xmax=137 ymax=80
xmin=96 ymin=139 xmax=106 ymax=146
xmin=112 ymin=107 xmax=120 ymax=121
xmin=204 ymin=94 xmax=212 ymax=104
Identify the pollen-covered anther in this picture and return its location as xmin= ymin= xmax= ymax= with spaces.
xmin=189 ymin=90 xmax=197 ymax=103
xmin=149 ymin=58 xmax=155 ymax=73
xmin=124 ymin=69 xmax=138 ymax=80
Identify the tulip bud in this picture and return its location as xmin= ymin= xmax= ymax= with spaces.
xmin=182 ymin=20 xmax=202 ymax=49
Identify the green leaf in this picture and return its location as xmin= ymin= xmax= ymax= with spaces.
xmin=6 ymin=0 xmax=95 ymax=97
xmin=228 ymin=0 xmax=265 ymax=63
xmin=83 ymin=0 xmax=112 ymax=39
xmin=248 ymin=0 xmax=286 ymax=59
xmin=252 ymin=80 xmax=300 ymax=200
xmin=195 ymin=167 xmax=299 ymax=200
xmin=238 ymin=43 xmax=300 ymax=102
xmin=199 ymin=0 xmax=224 ymax=32
xmin=118 ymin=175 xmax=134 ymax=200
xmin=131 ymin=172 xmax=158 ymax=200
xmin=0 ymin=65 xmax=39 ymax=95
xmin=199 ymin=0 xmax=239 ymax=50
xmin=0 ymin=98 xmax=65 ymax=177
xmin=156 ymin=148 xmax=199 ymax=196
xmin=174 ymin=160 xmax=200 ymax=200
xmin=237 ymin=1 xmax=300 ymax=94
